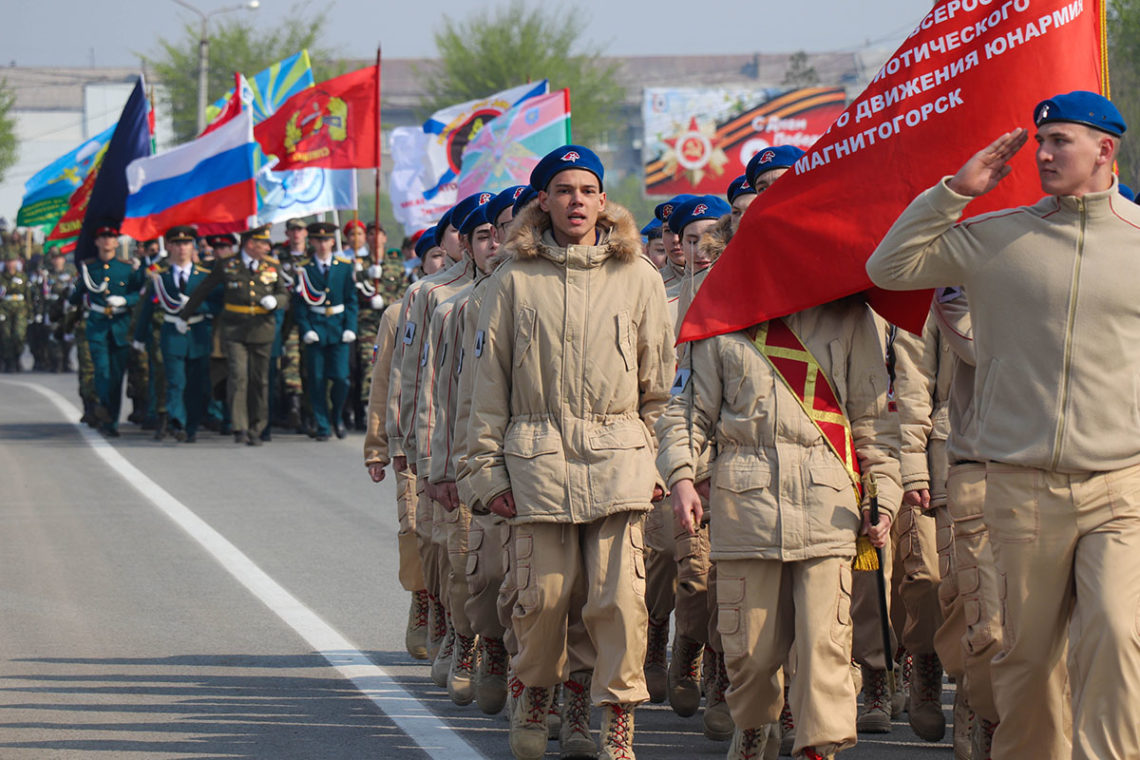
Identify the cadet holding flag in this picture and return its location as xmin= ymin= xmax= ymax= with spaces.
xmin=70 ymin=226 xmax=145 ymax=436
xmin=294 ymin=221 xmax=359 ymax=441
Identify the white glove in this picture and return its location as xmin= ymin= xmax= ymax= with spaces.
xmin=105 ymin=295 xmax=126 ymax=309
xmin=369 ymin=294 xmax=385 ymax=310
xmin=131 ymin=340 xmax=146 ymax=352
xmin=34 ymin=314 xmax=43 ymax=324
xmin=63 ymin=333 xmax=74 ymax=342
xmin=259 ymin=295 xmax=278 ymax=310
xmin=367 ymin=264 xmax=383 ymax=279
xmin=302 ymin=330 xmax=320 ymax=344
xmin=174 ymin=317 xmax=189 ymax=334
xmin=342 ymin=330 xmax=357 ymax=343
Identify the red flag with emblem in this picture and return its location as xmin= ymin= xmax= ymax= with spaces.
xmin=679 ymin=0 xmax=1108 ymax=341
xmin=253 ymin=64 xmax=379 ymax=171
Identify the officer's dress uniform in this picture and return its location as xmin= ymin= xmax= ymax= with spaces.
xmin=135 ymin=262 xmax=221 ymax=439
xmin=293 ymin=254 xmax=358 ymax=439
xmin=70 ymin=257 xmax=144 ymax=430
xmin=182 ymin=250 xmax=287 ymax=441
xmin=868 ymin=173 xmax=1140 ymax=760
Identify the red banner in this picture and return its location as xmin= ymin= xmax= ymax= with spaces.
xmin=46 ymin=153 xmax=102 ymax=245
xmin=254 ymin=64 xmax=379 ymax=171
xmin=645 ymin=87 xmax=846 ymax=196
xmin=680 ymin=0 xmax=1106 ymax=341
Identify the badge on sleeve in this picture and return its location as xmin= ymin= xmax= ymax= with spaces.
xmin=474 ymin=330 xmax=486 ymax=357
xmin=421 ymin=342 xmax=430 ymax=366
xmin=936 ymin=286 xmax=962 ymax=303
xmin=456 ymin=347 xmax=465 ymax=376
xmin=670 ymin=368 xmax=692 ymax=395
xmin=439 ymin=341 xmax=448 ymax=366
xmin=403 ymin=321 xmax=416 ymax=345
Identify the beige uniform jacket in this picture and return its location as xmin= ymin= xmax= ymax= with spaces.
xmin=868 ymin=178 xmax=1140 ymax=473
xmin=465 ymin=203 xmax=676 ymax=524
xmin=930 ymin=286 xmax=979 ymax=464
xmin=385 ymin=280 xmax=432 ymax=459
xmin=656 ymin=300 xmax=902 ymax=562
xmin=398 ymin=257 xmax=475 ymax=466
xmin=363 ymin=305 xmax=401 ymax=468
xmin=454 ymin=274 xmax=497 ymax=512
xmin=425 ymin=280 xmax=477 ymax=483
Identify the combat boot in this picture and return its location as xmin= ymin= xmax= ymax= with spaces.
xmin=778 ymin=683 xmax=795 ymax=756
xmin=952 ymin=690 xmax=973 ymax=760
xmin=548 ymin=684 xmax=563 ymax=739
xmin=908 ymin=653 xmax=945 ymax=741
xmin=893 ymin=650 xmax=911 ymax=717
xmin=559 ymin=670 xmax=595 ymax=759
xmin=800 ymin=748 xmax=834 ymax=760
xmin=475 ymin=636 xmax=508 ymax=715
xmin=703 ymin=649 xmax=734 ymax=741
xmin=428 ymin=594 xmax=447 ymax=661
xmin=727 ymin=726 xmax=769 ymax=760
xmin=286 ymin=393 xmax=302 ymax=431
xmin=406 ymin=590 xmax=429 ymax=660
xmin=509 ymin=684 xmax=553 ymax=760
xmin=643 ymin=617 xmax=668 ymax=704
xmin=972 ymin=717 xmax=997 ymax=760
xmin=599 ymin=703 xmax=636 ymax=760
xmin=448 ymin=631 xmax=478 ymax=705
xmin=856 ymin=666 xmax=892 ymax=733
xmin=431 ymin=615 xmax=455 ymax=689
xmin=668 ymin=635 xmax=703 ymax=717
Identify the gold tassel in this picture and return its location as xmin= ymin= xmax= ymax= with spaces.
xmin=852 ymin=475 xmax=879 ymax=571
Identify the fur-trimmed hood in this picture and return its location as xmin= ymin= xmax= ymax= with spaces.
xmin=503 ymin=201 xmax=642 ymax=264
xmin=697 ymin=213 xmax=735 ymax=265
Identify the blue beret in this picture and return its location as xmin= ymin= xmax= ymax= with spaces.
xmin=640 ymin=218 xmax=662 ymax=237
xmin=459 ymin=200 xmax=493 ymax=237
xmin=450 ymin=192 xmax=493 ymax=239
xmin=668 ymin=195 xmax=732 ymax=235
xmin=414 ymin=228 xmax=437 ymax=257
xmin=745 ymin=145 xmax=805 ymax=188
xmin=433 ymin=207 xmax=455 ymax=245
xmin=530 ymin=144 xmax=604 ymax=192
xmin=1034 ymin=91 xmax=1126 ymax=137
xmin=487 ymin=185 xmax=526 ymax=225
xmin=1120 ymin=182 xmax=1136 ymax=202
xmin=726 ymin=175 xmax=755 ymax=204
xmin=654 ymin=194 xmax=696 ymax=223
xmin=512 ymin=185 xmax=538 ymax=216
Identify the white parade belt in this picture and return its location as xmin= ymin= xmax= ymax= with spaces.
xmin=308 ymin=303 xmax=345 ymax=316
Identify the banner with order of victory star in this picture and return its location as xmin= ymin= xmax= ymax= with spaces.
xmin=642 ymin=86 xmax=846 ymax=196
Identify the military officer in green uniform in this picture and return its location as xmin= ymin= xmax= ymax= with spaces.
xmin=0 ymin=250 xmax=29 ymax=372
xmin=134 ymin=226 xmax=221 ymax=442
xmin=69 ymin=226 xmax=145 ymax=436
xmin=292 ymin=221 xmax=359 ymax=440
xmin=181 ymin=225 xmax=288 ymax=446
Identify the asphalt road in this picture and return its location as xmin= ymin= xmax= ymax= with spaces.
xmin=0 ymin=371 xmax=955 ymax=759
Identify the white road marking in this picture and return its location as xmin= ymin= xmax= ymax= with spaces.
xmin=8 ymin=380 xmax=485 ymax=759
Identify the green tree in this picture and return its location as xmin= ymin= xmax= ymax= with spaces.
xmin=417 ymin=0 xmax=622 ymax=145
xmin=1109 ymin=0 xmax=1140 ymax=183
xmin=782 ymin=51 xmax=819 ymax=87
xmin=0 ymin=79 xmax=17 ymax=185
xmin=143 ymin=6 xmax=339 ymax=144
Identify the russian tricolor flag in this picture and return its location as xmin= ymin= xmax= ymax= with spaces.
xmin=121 ymin=110 xmax=257 ymax=241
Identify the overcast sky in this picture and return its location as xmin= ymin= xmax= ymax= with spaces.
xmin=7 ymin=0 xmax=930 ymax=68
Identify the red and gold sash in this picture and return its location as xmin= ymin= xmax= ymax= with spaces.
xmin=750 ymin=318 xmax=862 ymax=499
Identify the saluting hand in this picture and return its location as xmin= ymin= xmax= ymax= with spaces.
xmin=671 ymin=478 xmax=704 ymax=536
xmin=947 ymin=128 xmax=1029 ymax=197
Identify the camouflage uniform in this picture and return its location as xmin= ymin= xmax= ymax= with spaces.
xmin=354 ymin=248 xmax=408 ymax=409
xmin=44 ymin=263 xmax=76 ymax=371
xmin=0 ymin=256 xmax=30 ymax=371
xmin=276 ymin=250 xmax=306 ymax=428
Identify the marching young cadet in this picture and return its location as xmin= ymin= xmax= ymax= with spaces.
xmin=413 ymin=193 xmax=488 ymax=698
xmin=293 ymin=221 xmax=359 ymax=441
xmin=641 ymin=219 xmax=666 ymax=268
xmin=465 ymin=145 xmax=674 ymax=760
xmin=70 ymin=226 xmax=145 ymax=436
xmin=181 ymin=225 xmax=287 ymax=446
xmin=133 ymin=226 xmax=221 ymax=443
xmin=659 ymin=296 xmax=900 ymax=760
xmin=726 ymin=176 xmax=756 ymax=233
xmin=867 ymin=90 xmax=1138 ymax=760
xmin=363 ymin=261 xmax=430 ymax=662
xmin=387 ymin=225 xmax=455 ymax=670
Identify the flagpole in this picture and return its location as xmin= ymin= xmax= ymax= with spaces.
xmin=374 ymin=44 xmax=382 ymax=230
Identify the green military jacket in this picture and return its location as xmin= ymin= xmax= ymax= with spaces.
xmin=182 ymin=254 xmax=288 ymax=345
